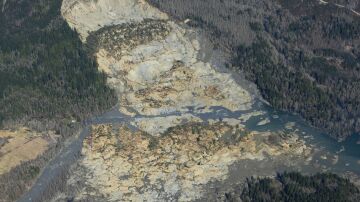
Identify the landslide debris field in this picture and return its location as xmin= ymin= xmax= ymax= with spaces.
xmin=42 ymin=0 xmax=360 ymax=201
xmin=62 ymin=0 xmax=253 ymax=118
xmin=1 ymin=0 xmax=359 ymax=201
xmin=148 ymin=0 xmax=360 ymax=140
xmin=63 ymin=123 xmax=310 ymax=201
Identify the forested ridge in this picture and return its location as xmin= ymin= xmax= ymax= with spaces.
xmin=224 ymin=172 xmax=360 ymax=202
xmin=148 ymin=0 xmax=360 ymax=140
xmin=0 ymin=0 xmax=116 ymax=128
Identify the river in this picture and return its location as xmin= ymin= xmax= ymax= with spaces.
xmin=17 ymin=0 xmax=360 ymax=200
xmin=17 ymin=97 xmax=360 ymax=202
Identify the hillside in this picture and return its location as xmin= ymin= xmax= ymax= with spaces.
xmin=0 ymin=0 xmax=116 ymax=128
xmin=148 ymin=0 xmax=360 ymax=140
xmin=0 ymin=0 xmax=116 ymax=201
xmin=1 ymin=0 xmax=359 ymax=201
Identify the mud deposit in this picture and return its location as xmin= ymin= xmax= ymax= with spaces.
xmin=17 ymin=0 xmax=360 ymax=201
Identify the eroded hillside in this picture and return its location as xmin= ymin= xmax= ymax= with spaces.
xmin=56 ymin=0 xmax=317 ymax=201
xmin=62 ymin=0 xmax=253 ymax=121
